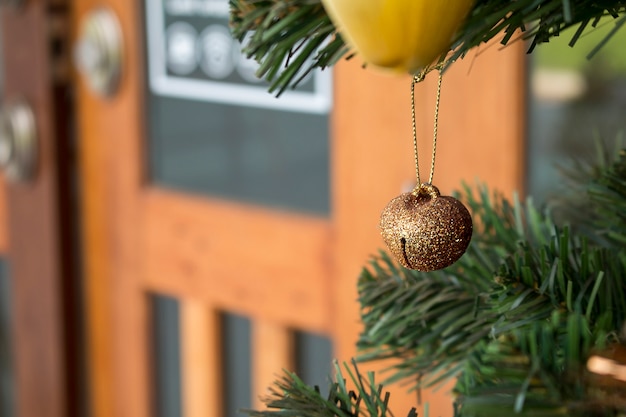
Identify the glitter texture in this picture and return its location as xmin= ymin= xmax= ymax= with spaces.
xmin=380 ymin=184 xmax=472 ymax=271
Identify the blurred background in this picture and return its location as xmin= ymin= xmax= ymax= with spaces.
xmin=0 ymin=2 xmax=624 ymax=417
xmin=529 ymin=16 xmax=626 ymax=204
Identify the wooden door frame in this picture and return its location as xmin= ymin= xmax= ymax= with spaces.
xmin=75 ymin=1 xmax=527 ymax=416
xmin=1 ymin=1 xmax=77 ymax=417
xmin=76 ymin=2 xmax=335 ymax=416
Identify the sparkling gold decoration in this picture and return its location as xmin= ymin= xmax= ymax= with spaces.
xmin=380 ymin=184 xmax=472 ymax=271
xmin=379 ymin=72 xmax=472 ymax=271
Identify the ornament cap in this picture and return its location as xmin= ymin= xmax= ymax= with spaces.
xmin=412 ymin=183 xmax=440 ymax=199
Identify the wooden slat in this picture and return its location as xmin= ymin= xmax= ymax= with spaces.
xmin=74 ymin=0 xmax=151 ymax=416
xmin=332 ymin=40 xmax=527 ymax=417
xmin=77 ymin=99 xmax=115 ymax=417
xmin=141 ymin=188 xmax=333 ymax=333
xmin=181 ymin=301 xmax=223 ymax=417
xmin=252 ymin=321 xmax=294 ymax=409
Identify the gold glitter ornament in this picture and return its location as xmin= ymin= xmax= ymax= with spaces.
xmin=380 ymin=184 xmax=472 ymax=271
xmin=379 ymin=71 xmax=473 ymax=271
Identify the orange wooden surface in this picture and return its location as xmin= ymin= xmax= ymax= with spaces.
xmin=252 ymin=321 xmax=294 ymax=408
xmin=141 ymin=188 xmax=332 ymax=332
xmin=332 ymin=40 xmax=526 ymax=416
xmin=181 ymin=301 xmax=222 ymax=417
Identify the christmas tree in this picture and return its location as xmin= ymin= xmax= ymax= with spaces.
xmin=228 ymin=1 xmax=626 ymax=415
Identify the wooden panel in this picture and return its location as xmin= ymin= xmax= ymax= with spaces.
xmin=252 ymin=321 xmax=294 ymax=409
xmin=1 ymin=2 xmax=72 ymax=417
xmin=141 ymin=188 xmax=332 ymax=333
xmin=75 ymin=75 xmax=116 ymax=417
xmin=181 ymin=301 xmax=222 ymax=417
xmin=332 ymin=41 xmax=526 ymax=417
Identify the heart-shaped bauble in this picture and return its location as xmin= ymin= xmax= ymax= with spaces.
xmin=320 ymin=0 xmax=476 ymax=73
xmin=380 ymin=184 xmax=472 ymax=271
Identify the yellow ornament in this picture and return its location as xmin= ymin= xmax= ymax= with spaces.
xmin=320 ymin=0 xmax=475 ymax=73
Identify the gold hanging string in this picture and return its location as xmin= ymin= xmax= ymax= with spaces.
xmin=429 ymin=71 xmax=443 ymax=184
xmin=411 ymin=69 xmax=443 ymax=188
xmin=410 ymin=74 xmax=422 ymax=186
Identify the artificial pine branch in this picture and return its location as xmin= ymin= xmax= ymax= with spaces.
xmin=246 ymin=360 xmax=418 ymax=417
xmin=358 ymin=154 xmax=626 ymax=415
xmin=245 ymin=151 xmax=626 ymax=417
xmin=229 ymin=0 xmax=626 ymax=94
xmin=229 ymin=0 xmax=349 ymax=96
xmin=358 ymin=224 xmax=626 ymax=408
xmin=357 ymin=186 xmax=559 ymax=388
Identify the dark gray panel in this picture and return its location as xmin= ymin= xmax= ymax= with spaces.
xmin=151 ymin=294 xmax=183 ymax=417
xmin=0 ymin=260 xmax=14 ymax=417
xmin=147 ymin=98 xmax=330 ymax=214
xmin=221 ymin=313 xmax=251 ymax=417
xmin=295 ymin=331 xmax=333 ymax=394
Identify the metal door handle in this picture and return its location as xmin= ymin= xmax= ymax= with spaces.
xmin=74 ymin=7 xmax=123 ymax=97
xmin=0 ymin=100 xmax=37 ymax=182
